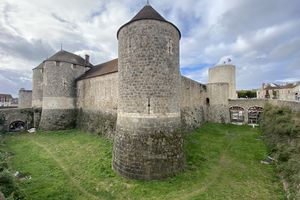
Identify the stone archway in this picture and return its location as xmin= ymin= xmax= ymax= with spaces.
xmin=229 ymin=106 xmax=245 ymax=123
xmin=9 ymin=121 xmax=26 ymax=132
xmin=248 ymin=106 xmax=263 ymax=124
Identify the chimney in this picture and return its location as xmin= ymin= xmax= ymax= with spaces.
xmin=85 ymin=54 xmax=90 ymax=65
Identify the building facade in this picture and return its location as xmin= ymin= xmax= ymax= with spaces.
xmin=0 ymin=94 xmax=13 ymax=107
xmin=257 ymin=82 xmax=300 ymax=101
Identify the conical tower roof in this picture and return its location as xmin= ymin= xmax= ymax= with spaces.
xmin=117 ymin=5 xmax=181 ymax=38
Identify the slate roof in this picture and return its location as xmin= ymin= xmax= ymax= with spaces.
xmin=77 ymin=58 xmax=118 ymax=80
xmin=117 ymin=5 xmax=181 ymax=38
xmin=32 ymin=62 xmax=44 ymax=70
xmin=45 ymin=50 xmax=93 ymax=67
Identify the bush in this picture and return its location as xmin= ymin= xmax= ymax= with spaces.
xmin=0 ymin=138 xmax=25 ymax=199
xmin=261 ymin=103 xmax=300 ymax=199
xmin=237 ymin=90 xmax=257 ymax=98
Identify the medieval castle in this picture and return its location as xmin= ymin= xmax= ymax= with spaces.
xmin=1 ymin=4 xmax=299 ymax=180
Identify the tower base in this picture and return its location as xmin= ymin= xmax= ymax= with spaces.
xmin=112 ymin=114 xmax=185 ymax=180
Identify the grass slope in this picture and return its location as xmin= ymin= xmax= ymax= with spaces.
xmin=1 ymin=123 xmax=285 ymax=200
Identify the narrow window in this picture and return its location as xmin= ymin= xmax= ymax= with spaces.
xmin=147 ymin=97 xmax=150 ymax=114
xmin=55 ymin=61 xmax=60 ymax=66
xmin=167 ymin=39 xmax=173 ymax=54
xmin=206 ymin=98 xmax=210 ymax=105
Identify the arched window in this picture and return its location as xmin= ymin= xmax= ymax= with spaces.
xmin=248 ymin=106 xmax=263 ymax=124
xmin=229 ymin=106 xmax=245 ymax=123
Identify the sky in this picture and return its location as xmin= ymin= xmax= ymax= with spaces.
xmin=0 ymin=0 xmax=299 ymax=97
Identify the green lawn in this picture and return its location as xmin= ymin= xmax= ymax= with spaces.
xmin=1 ymin=123 xmax=285 ymax=200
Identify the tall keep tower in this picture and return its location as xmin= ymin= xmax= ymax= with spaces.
xmin=39 ymin=50 xmax=90 ymax=130
xmin=113 ymin=5 xmax=185 ymax=180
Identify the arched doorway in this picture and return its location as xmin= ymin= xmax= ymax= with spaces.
xmin=229 ymin=106 xmax=245 ymax=123
xmin=248 ymin=106 xmax=263 ymax=124
xmin=9 ymin=121 xmax=26 ymax=132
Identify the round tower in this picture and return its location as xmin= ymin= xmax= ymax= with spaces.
xmin=208 ymin=64 xmax=237 ymax=99
xmin=112 ymin=5 xmax=185 ymax=180
xmin=39 ymin=50 xmax=90 ymax=130
xmin=32 ymin=62 xmax=44 ymax=128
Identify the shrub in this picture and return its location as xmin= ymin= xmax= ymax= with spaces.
xmin=0 ymin=138 xmax=24 ymax=199
xmin=261 ymin=103 xmax=300 ymax=199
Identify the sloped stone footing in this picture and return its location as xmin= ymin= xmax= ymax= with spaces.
xmin=39 ymin=109 xmax=76 ymax=131
xmin=181 ymin=106 xmax=205 ymax=132
xmin=113 ymin=116 xmax=185 ymax=180
xmin=76 ymin=109 xmax=117 ymax=138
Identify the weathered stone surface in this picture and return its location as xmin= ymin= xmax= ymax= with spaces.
xmin=208 ymin=64 xmax=237 ymax=99
xmin=228 ymin=99 xmax=300 ymax=124
xmin=0 ymin=108 xmax=33 ymax=132
xmin=39 ymin=60 xmax=87 ymax=130
xmin=32 ymin=67 xmax=43 ymax=108
xmin=33 ymin=107 xmax=42 ymax=128
xmin=113 ymin=115 xmax=185 ymax=180
xmin=113 ymin=19 xmax=185 ymax=180
xmin=18 ymin=88 xmax=32 ymax=108
xmin=76 ymin=109 xmax=117 ymax=138
xmin=76 ymin=73 xmax=118 ymax=111
xmin=207 ymin=83 xmax=230 ymax=123
xmin=181 ymin=107 xmax=205 ymax=131
xmin=39 ymin=109 xmax=76 ymax=131
xmin=180 ymin=76 xmax=207 ymax=131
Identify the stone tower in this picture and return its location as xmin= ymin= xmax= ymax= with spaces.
xmin=32 ymin=62 xmax=44 ymax=108
xmin=39 ymin=50 xmax=90 ymax=130
xmin=112 ymin=5 xmax=185 ymax=180
xmin=18 ymin=88 xmax=32 ymax=108
xmin=208 ymin=64 xmax=237 ymax=99
xmin=32 ymin=62 xmax=44 ymax=127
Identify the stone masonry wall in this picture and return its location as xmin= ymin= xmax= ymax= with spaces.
xmin=180 ymin=76 xmax=207 ymax=131
xmin=208 ymin=65 xmax=236 ymax=99
xmin=269 ymin=99 xmax=300 ymax=112
xmin=18 ymin=89 xmax=32 ymax=108
xmin=207 ymin=83 xmax=230 ymax=123
xmin=76 ymin=73 xmax=118 ymax=137
xmin=229 ymin=99 xmax=268 ymax=123
xmin=32 ymin=68 xmax=43 ymax=108
xmin=228 ymin=99 xmax=300 ymax=124
xmin=0 ymin=108 xmax=33 ymax=132
xmin=39 ymin=61 xmax=87 ymax=130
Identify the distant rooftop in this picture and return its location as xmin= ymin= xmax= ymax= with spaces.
xmin=263 ymin=82 xmax=300 ymax=90
xmin=44 ymin=50 xmax=93 ymax=67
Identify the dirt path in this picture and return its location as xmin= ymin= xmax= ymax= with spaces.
xmin=31 ymin=140 xmax=101 ymax=200
xmin=174 ymin=153 xmax=231 ymax=200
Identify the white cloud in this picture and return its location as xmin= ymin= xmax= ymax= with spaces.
xmin=0 ymin=0 xmax=300 ymax=94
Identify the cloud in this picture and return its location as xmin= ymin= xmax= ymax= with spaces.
xmin=0 ymin=0 xmax=300 ymax=95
